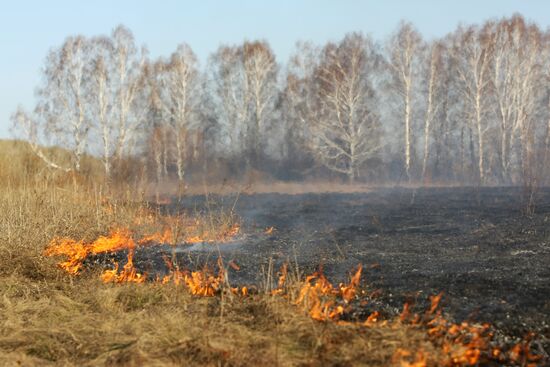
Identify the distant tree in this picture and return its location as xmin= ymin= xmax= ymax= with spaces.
xmin=208 ymin=41 xmax=278 ymax=172
xmin=11 ymin=107 xmax=72 ymax=172
xmin=209 ymin=45 xmax=250 ymax=161
xmin=12 ymin=35 xmax=93 ymax=173
xmin=420 ymin=41 xmax=445 ymax=182
xmin=492 ymin=16 xmax=545 ymax=212
xmin=108 ymin=26 xmax=149 ymax=168
xmin=282 ymin=41 xmax=319 ymax=175
xmin=88 ymin=25 xmax=148 ymax=178
xmin=450 ymin=25 xmax=494 ymax=184
xmin=288 ymin=34 xmax=382 ymax=183
xmin=153 ymin=44 xmax=201 ymax=186
xmin=241 ymin=41 xmax=278 ymax=166
xmin=386 ymin=21 xmax=423 ymax=181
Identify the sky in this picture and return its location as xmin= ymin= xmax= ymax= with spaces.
xmin=1 ymin=0 xmax=550 ymax=138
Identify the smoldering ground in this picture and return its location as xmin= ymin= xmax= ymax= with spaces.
xmin=87 ymin=187 xmax=550 ymax=356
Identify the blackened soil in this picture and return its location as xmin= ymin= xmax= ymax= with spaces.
xmin=104 ymin=187 xmax=550 ymax=354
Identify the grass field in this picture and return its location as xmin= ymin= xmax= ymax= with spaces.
xmin=1 ymin=140 xmax=542 ymax=366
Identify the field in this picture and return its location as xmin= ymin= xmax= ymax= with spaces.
xmin=142 ymin=188 xmax=550 ymax=352
xmin=0 ymin=184 xmax=443 ymax=367
xmin=0 ymin=141 xmax=548 ymax=366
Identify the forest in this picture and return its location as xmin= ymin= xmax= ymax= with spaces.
xmin=12 ymin=14 xmax=550 ymax=188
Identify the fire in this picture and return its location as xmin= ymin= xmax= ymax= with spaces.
xmin=45 ymin=220 xmax=240 ymax=277
xmin=44 ymin=238 xmax=88 ymax=274
xmin=339 ymin=264 xmax=362 ymax=302
xmin=271 ymin=263 xmax=289 ymax=296
xmin=277 ymin=262 xmax=288 ymax=288
xmin=138 ymin=227 xmax=173 ymax=245
xmin=264 ymin=226 xmax=275 ymax=235
xmin=428 ymin=293 xmax=443 ymax=315
xmin=508 ymin=333 xmax=543 ymax=366
xmin=364 ymin=311 xmax=379 ymax=325
xmin=182 ymin=223 xmax=240 ymax=244
xmin=101 ymin=250 xmax=146 ymax=283
xmin=184 ymin=270 xmax=222 ymax=296
xmin=393 ymin=348 xmax=428 ymax=367
xmin=294 ymin=265 xmax=362 ymax=321
xmin=397 ymin=293 xmax=548 ymax=366
xmin=45 ymin=228 xmax=139 ymax=275
xmin=44 ymin=224 xmax=547 ymax=367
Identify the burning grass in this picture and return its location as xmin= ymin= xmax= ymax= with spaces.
xmin=43 ymin=221 xmax=546 ymax=366
xmin=0 ymin=183 xmax=431 ymax=366
xmin=0 ymin=181 xmax=547 ymax=366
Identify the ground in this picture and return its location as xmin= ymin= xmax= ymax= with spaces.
xmin=118 ymin=187 xmax=550 ymax=356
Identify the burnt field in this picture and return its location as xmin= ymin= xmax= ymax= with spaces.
xmin=107 ymin=186 xmax=550 ymax=355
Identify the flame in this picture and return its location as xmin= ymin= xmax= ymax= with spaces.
xmin=44 ymin=224 xmax=547 ymax=367
xmin=89 ymin=228 xmax=136 ymax=254
xmin=184 ymin=270 xmax=221 ymax=296
xmin=264 ymin=226 xmax=275 ymax=235
xmin=45 ymin=228 xmax=138 ymax=275
xmin=339 ymin=264 xmax=362 ymax=303
xmin=508 ymin=333 xmax=543 ymax=365
xmin=395 ymin=296 xmax=544 ymax=366
xmin=138 ymin=228 xmax=173 ymax=245
xmin=183 ymin=223 xmax=240 ymax=244
xmin=44 ymin=239 xmax=88 ymax=274
xmin=294 ymin=265 xmax=362 ymax=321
xmin=364 ymin=311 xmax=380 ymax=325
xmin=45 ymin=221 xmax=240 ymax=277
xmin=428 ymin=293 xmax=443 ymax=315
xmin=393 ymin=348 xmax=428 ymax=367
xmin=271 ymin=263 xmax=289 ymax=296
xmin=101 ymin=249 xmax=146 ymax=283
xmin=277 ymin=263 xmax=288 ymax=288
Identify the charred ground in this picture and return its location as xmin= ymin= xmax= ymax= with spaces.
xmin=116 ymin=186 xmax=550 ymax=356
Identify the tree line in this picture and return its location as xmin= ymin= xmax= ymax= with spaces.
xmin=12 ymin=14 xmax=550 ymax=187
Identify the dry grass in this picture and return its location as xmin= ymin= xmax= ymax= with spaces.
xmin=0 ymin=143 xmax=440 ymax=366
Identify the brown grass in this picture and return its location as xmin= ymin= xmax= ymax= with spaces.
xmin=0 ymin=142 xmax=441 ymax=366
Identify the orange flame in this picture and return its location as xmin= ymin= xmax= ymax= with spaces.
xmin=45 ymin=228 xmax=138 ymax=275
xmin=294 ymin=265 xmax=362 ymax=321
xmin=101 ymin=249 xmax=146 ymax=283
xmin=44 ymin=239 xmax=88 ymax=274
xmin=138 ymin=228 xmax=173 ymax=245
xmin=339 ymin=264 xmax=362 ymax=303
xmin=393 ymin=348 xmax=428 ymax=367
xmin=45 ymin=221 xmax=240 ymax=277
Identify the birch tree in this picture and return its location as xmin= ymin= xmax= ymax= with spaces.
xmin=209 ymin=41 xmax=277 ymax=170
xmin=11 ymin=107 xmax=72 ymax=172
xmin=387 ymin=22 xmax=422 ymax=181
xmin=154 ymin=44 xmax=200 ymax=184
xmin=242 ymin=41 xmax=278 ymax=165
xmin=11 ymin=35 xmax=94 ymax=174
xmin=39 ymin=36 xmax=92 ymax=172
xmin=89 ymin=36 xmax=115 ymax=177
xmin=209 ymin=45 xmax=250 ymax=158
xmin=88 ymin=26 xmax=148 ymax=178
xmin=289 ymin=34 xmax=381 ymax=182
xmin=452 ymin=25 xmax=494 ymax=184
xmin=421 ymin=41 xmax=444 ymax=182
xmin=283 ymin=42 xmax=319 ymax=173
xmin=110 ymin=25 xmax=148 ymax=166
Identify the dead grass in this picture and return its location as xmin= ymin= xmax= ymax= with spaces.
xmin=0 ymin=275 xmax=437 ymax=366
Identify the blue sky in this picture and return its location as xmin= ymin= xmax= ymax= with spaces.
xmin=1 ymin=0 xmax=549 ymax=138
